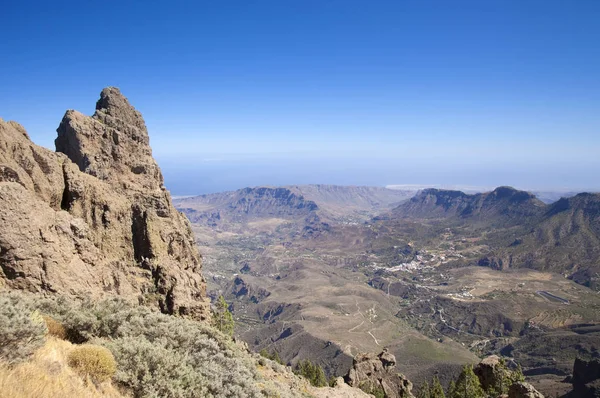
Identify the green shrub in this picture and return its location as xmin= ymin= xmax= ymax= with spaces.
xmin=293 ymin=359 xmax=327 ymax=387
xmin=212 ymin=295 xmax=234 ymax=337
xmin=0 ymin=292 xmax=284 ymax=397
xmin=259 ymin=348 xmax=283 ymax=365
xmin=0 ymin=294 xmax=47 ymax=363
xmin=431 ymin=376 xmax=446 ymax=398
xmin=102 ymin=337 xmax=207 ymax=397
xmin=419 ymin=376 xmax=446 ymax=398
xmin=67 ymin=344 xmax=117 ymax=382
xmin=448 ymin=364 xmax=485 ymax=398
xmin=418 ymin=380 xmax=431 ymax=398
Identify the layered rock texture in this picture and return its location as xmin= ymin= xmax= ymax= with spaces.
xmin=345 ymin=349 xmax=415 ymax=398
xmin=0 ymin=87 xmax=209 ymax=319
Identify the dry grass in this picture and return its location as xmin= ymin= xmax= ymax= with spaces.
xmin=68 ymin=344 xmax=117 ymax=383
xmin=0 ymin=338 xmax=127 ymax=398
xmin=43 ymin=315 xmax=67 ymax=340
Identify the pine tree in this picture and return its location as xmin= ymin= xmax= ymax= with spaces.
xmin=487 ymin=358 xmax=527 ymax=396
xmin=418 ymin=380 xmax=431 ymax=398
xmin=272 ymin=350 xmax=283 ymax=365
xmin=259 ymin=348 xmax=270 ymax=358
xmin=314 ymin=363 xmax=327 ymax=387
xmin=449 ymin=364 xmax=485 ymax=398
xmin=294 ymin=359 xmax=328 ymax=387
xmin=448 ymin=381 xmax=456 ymax=397
xmin=212 ymin=295 xmax=234 ymax=336
xmin=431 ymin=376 xmax=446 ymax=398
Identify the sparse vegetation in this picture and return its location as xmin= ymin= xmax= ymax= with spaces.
xmin=0 ymin=291 xmax=307 ymax=398
xmin=259 ymin=348 xmax=283 ymax=365
xmin=43 ymin=315 xmax=67 ymax=339
xmin=0 ymin=337 xmax=126 ymax=398
xmin=67 ymin=344 xmax=117 ymax=382
xmin=212 ymin=295 xmax=235 ymax=337
xmin=431 ymin=376 xmax=446 ymax=398
xmin=293 ymin=359 xmax=327 ymax=387
xmin=447 ymin=364 xmax=485 ymax=398
xmin=485 ymin=358 xmax=525 ymax=396
xmin=418 ymin=375 xmax=445 ymax=398
xmin=358 ymin=380 xmax=385 ymax=398
xmin=0 ymin=294 xmax=47 ymax=364
xmin=418 ymin=380 xmax=430 ymax=398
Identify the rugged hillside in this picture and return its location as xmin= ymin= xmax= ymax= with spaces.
xmin=387 ymin=187 xmax=600 ymax=289
xmin=176 ymin=187 xmax=319 ymax=225
xmin=392 ymin=186 xmax=545 ymax=227
xmin=488 ymin=192 xmax=600 ymax=289
xmin=0 ymin=87 xmax=210 ymax=319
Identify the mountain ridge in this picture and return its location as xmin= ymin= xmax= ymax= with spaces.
xmin=391 ymin=186 xmax=546 ymax=227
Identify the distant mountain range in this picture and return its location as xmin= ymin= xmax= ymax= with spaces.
xmin=386 ymin=184 xmax=590 ymax=204
xmin=175 ymin=184 xmax=415 ymax=227
xmin=391 ymin=186 xmax=546 ymax=226
xmin=389 ymin=186 xmax=600 ymax=290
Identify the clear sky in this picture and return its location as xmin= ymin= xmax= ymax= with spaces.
xmin=1 ymin=1 xmax=599 ymax=194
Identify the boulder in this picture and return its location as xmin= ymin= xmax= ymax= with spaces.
xmin=474 ymin=355 xmax=503 ymax=391
xmin=508 ymin=382 xmax=544 ymax=398
xmin=345 ymin=349 xmax=414 ymax=398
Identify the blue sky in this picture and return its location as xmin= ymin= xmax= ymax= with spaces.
xmin=1 ymin=1 xmax=599 ymax=194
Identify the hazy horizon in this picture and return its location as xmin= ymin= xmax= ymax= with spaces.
xmin=158 ymin=153 xmax=599 ymax=196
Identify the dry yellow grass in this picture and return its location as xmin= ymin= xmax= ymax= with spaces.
xmin=68 ymin=344 xmax=117 ymax=383
xmin=0 ymin=338 xmax=127 ymax=398
xmin=43 ymin=315 xmax=67 ymax=340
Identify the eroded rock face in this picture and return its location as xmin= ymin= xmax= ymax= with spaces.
xmin=344 ymin=349 xmax=415 ymax=398
xmin=0 ymin=88 xmax=210 ymax=320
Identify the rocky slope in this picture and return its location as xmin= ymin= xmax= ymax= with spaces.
xmin=475 ymin=192 xmax=600 ymax=290
xmin=392 ymin=186 xmax=545 ymax=227
xmin=176 ymin=187 xmax=320 ymax=225
xmin=0 ymin=87 xmax=210 ymax=319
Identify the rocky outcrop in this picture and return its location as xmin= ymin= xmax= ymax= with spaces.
xmin=508 ymin=382 xmax=545 ymax=398
xmin=474 ymin=355 xmax=505 ymax=391
xmin=345 ymin=349 xmax=415 ymax=398
xmin=0 ymin=88 xmax=210 ymax=320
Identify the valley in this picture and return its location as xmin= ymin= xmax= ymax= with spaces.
xmin=175 ymin=185 xmax=600 ymax=396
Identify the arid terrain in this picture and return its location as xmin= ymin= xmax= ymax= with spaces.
xmin=175 ymin=185 xmax=600 ymax=396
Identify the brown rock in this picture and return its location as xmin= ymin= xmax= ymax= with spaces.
xmin=345 ymin=349 xmax=414 ymax=398
xmin=0 ymin=88 xmax=210 ymax=320
xmin=0 ymin=119 xmax=66 ymax=209
xmin=508 ymin=382 xmax=544 ymax=398
xmin=474 ymin=355 xmax=503 ymax=391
